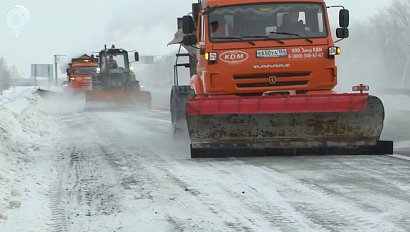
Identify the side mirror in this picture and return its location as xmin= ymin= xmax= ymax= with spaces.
xmin=134 ymin=52 xmax=139 ymax=62
xmin=192 ymin=3 xmax=200 ymax=23
xmin=339 ymin=9 xmax=350 ymax=28
xmin=182 ymin=15 xmax=195 ymax=34
xmin=182 ymin=35 xmax=197 ymax=46
xmin=336 ymin=27 xmax=349 ymax=38
xmin=177 ymin=18 xmax=183 ymax=30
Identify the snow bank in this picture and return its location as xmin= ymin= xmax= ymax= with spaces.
xmin=0 ymin=87 xmax=53 ymax=226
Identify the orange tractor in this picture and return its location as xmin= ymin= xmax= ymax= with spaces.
xmin=170 ymin=0 xmax=393 ymax=157
xmin=66 ymin=54 xmax=98 ymax=92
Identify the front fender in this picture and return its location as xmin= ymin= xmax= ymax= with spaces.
xmin=190 ymin=74 xmax=204 ymax=96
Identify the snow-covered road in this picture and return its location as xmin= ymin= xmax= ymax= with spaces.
xmin=1 ymin=87 xmax=410 ymax=232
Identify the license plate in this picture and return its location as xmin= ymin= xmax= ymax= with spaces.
xmin=256 ymin=49 xmax=287 ymax=58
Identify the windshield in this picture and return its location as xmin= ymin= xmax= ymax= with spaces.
xmin=73 ymin=66 xmax=97 ymax=75
xmin=101 ymin=53 xmax=127 ymax=69
xmin=209 ymin=3 xmax=327 ymax=42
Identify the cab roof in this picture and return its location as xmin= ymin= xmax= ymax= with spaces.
xmin=71 ymin=54 xmax=98 ymax=63
xmin=100 ymin=48 xmax=127 ymax=54
xmin=202 ymin=0 xmax=325 ymax=8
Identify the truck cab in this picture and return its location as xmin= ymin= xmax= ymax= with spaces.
xmin=92 ymin=45 xmax=140 ymax=90
xmin=181 ymin=0 xmax=349 ymax=97
xmin=100 ymin=49 xmax=131 ymax=71
xmin=170 ymin=0 xmax=393 ymax=158
xmin=67 ymin=55 xmax=98 ymax=92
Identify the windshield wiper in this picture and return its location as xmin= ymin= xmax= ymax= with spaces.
xmin=242 ymin=35 xmax=285 ymax=45
xmin=213 ymin=36 xmax=256 ymax=45
xmin=270 ymin=32 xmax=313 ymax=43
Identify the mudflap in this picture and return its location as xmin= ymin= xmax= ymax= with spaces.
xmin=170 ymin=85 xmax=194 ymax=136
xmin=186 ymin=94 xmax=393 ymax=158
xmin=85 ymin=90 xmax=151 ymax=111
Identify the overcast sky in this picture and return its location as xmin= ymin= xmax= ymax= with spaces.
xmin=0 ymin=0 xmax=393 ymax=77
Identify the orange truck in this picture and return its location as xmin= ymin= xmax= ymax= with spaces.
xmin=170 ymin=0 xmax=393 ymax=157
xmin=66 ymin=54 xmax=98 ymax=92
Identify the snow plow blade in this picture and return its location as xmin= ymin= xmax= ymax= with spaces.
xmin=186 ymin=94 xmax=393 ymax=158
xmin=34 ymin=88 xmax=65 ymax=98
xmin=85 ymin=90 xmax=151 ymax=111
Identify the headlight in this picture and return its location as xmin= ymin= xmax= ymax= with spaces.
xmin=130 ymin=67 xmax=134 ymax=72
xmin=96 ymin=67 xmax=101 ymax=74
xmin=328 ymin=46 xmax=341 ymax=56
xmin=205 ymin=52 xmax=218 ymax=62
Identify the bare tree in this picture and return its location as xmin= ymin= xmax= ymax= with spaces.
xmin=370 ymin=0 xmax=410 ymax=77
xmin=0 ymin=58 xmax=11 ymax=93
xmin=337 ymin=0 xmax=410 ymax=91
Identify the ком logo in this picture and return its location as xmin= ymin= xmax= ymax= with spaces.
xmin=220 ymin=51 xmax=249 ymax=64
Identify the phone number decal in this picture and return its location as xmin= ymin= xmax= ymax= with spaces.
xmin=288 ymin=47 xmax=324 ymax=59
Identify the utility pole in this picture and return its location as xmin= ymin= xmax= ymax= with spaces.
xmin=54 ymin=54 xmax=65 ymax=86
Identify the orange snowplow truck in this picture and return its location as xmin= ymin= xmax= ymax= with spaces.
xmin=170 ymin=0 xmax=393 ymax=158
xmin=67 ymin=54 xmax=98 ymax=92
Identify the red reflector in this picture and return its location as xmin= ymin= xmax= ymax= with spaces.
xmin=186 ymin=93 xmax=369 ymax=116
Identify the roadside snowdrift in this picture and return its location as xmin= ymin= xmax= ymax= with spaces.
xmin=0 ymin=87 xmax=54 ymax=226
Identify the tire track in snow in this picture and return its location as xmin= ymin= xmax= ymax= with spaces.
xmin=155 ymin=158 xmax=319 ymax=232
xmin=54 ymin=108 xmax=410 ymax=231
xmin=68 ymin=146 xmax=122 ymax=231
xmin=257 ymin=161 xmax=404 ymax=231
xmin=92 ymin=124 xmax=254 ymax=232
xmin=98 ymin=146 xmax=224 ymax=231
xmin=49 ymin=149 xmax=69 ymax=232
xmin=100 ymin=142 xmax=298 ymax=232
xmin=90 ymin=111 xmax=320 ymax=231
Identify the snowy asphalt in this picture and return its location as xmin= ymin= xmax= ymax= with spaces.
xmin=1 ymin=88 xmax=410 ymax=232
